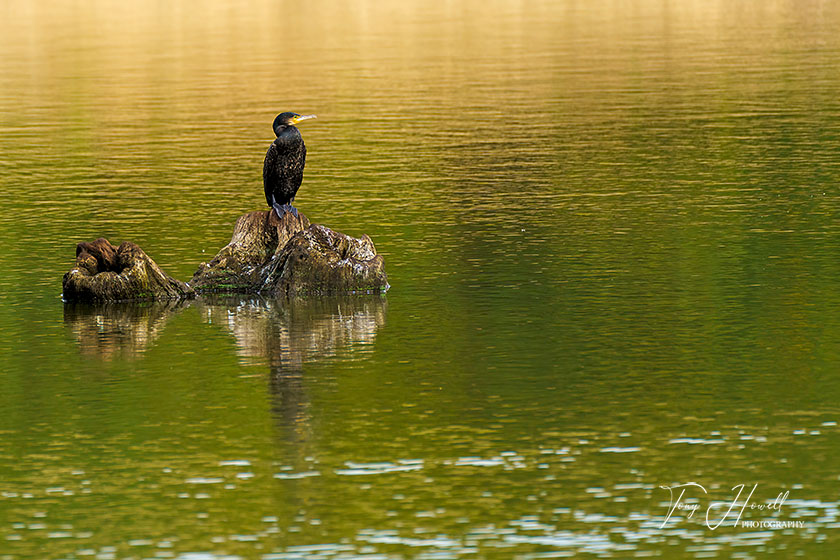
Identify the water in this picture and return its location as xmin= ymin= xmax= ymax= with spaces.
xmin=1 ymin=0 xmax=840 ymax=558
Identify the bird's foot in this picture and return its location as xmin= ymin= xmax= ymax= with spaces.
xmin=272 ymin=203 xmax=299 ymax=220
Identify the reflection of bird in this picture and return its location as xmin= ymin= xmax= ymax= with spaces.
xmin=263 ymin=112 xmax=316 ymax=219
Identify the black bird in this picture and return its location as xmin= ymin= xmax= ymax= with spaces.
xmin=263 ymin=112 xmax=316 ymax=219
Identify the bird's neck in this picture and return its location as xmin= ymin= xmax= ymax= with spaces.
xmin=274 ymin=125 xmax=297 ymax=136
xmin=274 ymin=126 xmax=301 ymax=144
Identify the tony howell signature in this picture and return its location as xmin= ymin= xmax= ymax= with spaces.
xmin=659 ymin=482 xmax=795 ymax=530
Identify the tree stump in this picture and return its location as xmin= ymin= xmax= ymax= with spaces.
xmin=62 ymin=238 xmax=194 ymax=302
xmin=191 ymin=211 xmax=389 ymax=296
xmin=62 ymin=212 xmax=389 ymax=302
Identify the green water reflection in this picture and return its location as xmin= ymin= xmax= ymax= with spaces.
xmin=2 ymin=0 xmax=840 ymax=558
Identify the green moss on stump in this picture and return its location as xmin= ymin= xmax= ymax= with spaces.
xmin=262 ymin=225 xmax=388 ymax=296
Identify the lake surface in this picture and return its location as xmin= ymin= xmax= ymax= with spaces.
xmin=1 ymin=0 xmax=840 ymax=558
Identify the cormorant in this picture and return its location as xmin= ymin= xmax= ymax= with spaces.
xmin=263 ymin=112 xmax=316 ymax=219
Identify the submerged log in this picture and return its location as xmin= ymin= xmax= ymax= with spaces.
xmin=62 ymin=238 xmax=194 ymax=302
xmin=191 ymin=211 xmax=389 ymax=296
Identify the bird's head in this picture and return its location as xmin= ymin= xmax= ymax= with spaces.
xmin=273 ymin=112 xmax=317 ymax=135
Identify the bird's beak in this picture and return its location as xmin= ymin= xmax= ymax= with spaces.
xmin=292 ymin=114 xmax=317 ymax=124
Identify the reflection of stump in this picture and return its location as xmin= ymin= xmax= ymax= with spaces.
xmin=64 ymin=300 xmax=188 ymax=360
xmin=192 ymin=211 xmax=389 ymax=296
xmin=197 ymin=295 xmax=387 ymax=369
xmin=62 ymin=238 xmax=194 ymax=302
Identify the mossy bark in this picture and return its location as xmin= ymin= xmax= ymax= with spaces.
xmin=190 ymin=210 xmax=311 ymax=293
xmin=261 ymin=224 xmax=388 ymax=296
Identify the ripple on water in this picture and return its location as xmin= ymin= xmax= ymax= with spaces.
xmin=218 ymin=460 xmax=251 ymax=467
xmin=261 ymin=544 xmax=359 ymax=559
xmin=667 ymin=437 xmax=727 ymax=445
xmin=175 ymin=554 xmax=243 ymax=560
xmin=357 ymin=530 xmax=460 ymax=549
xmin=450 ymin=454 xmax=528 ymax=469
xmin=504 ymin=531 xmax=631 ymax=553
xmin=184 ymin=477 xmax=225 ymax=484
xmin=335 ymin=460 xmax=424 ymax=476
xmin=273 ymin=471 xmax=321 ymax=480
xmin=453 ymin=457 xmax=506 ymax=467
